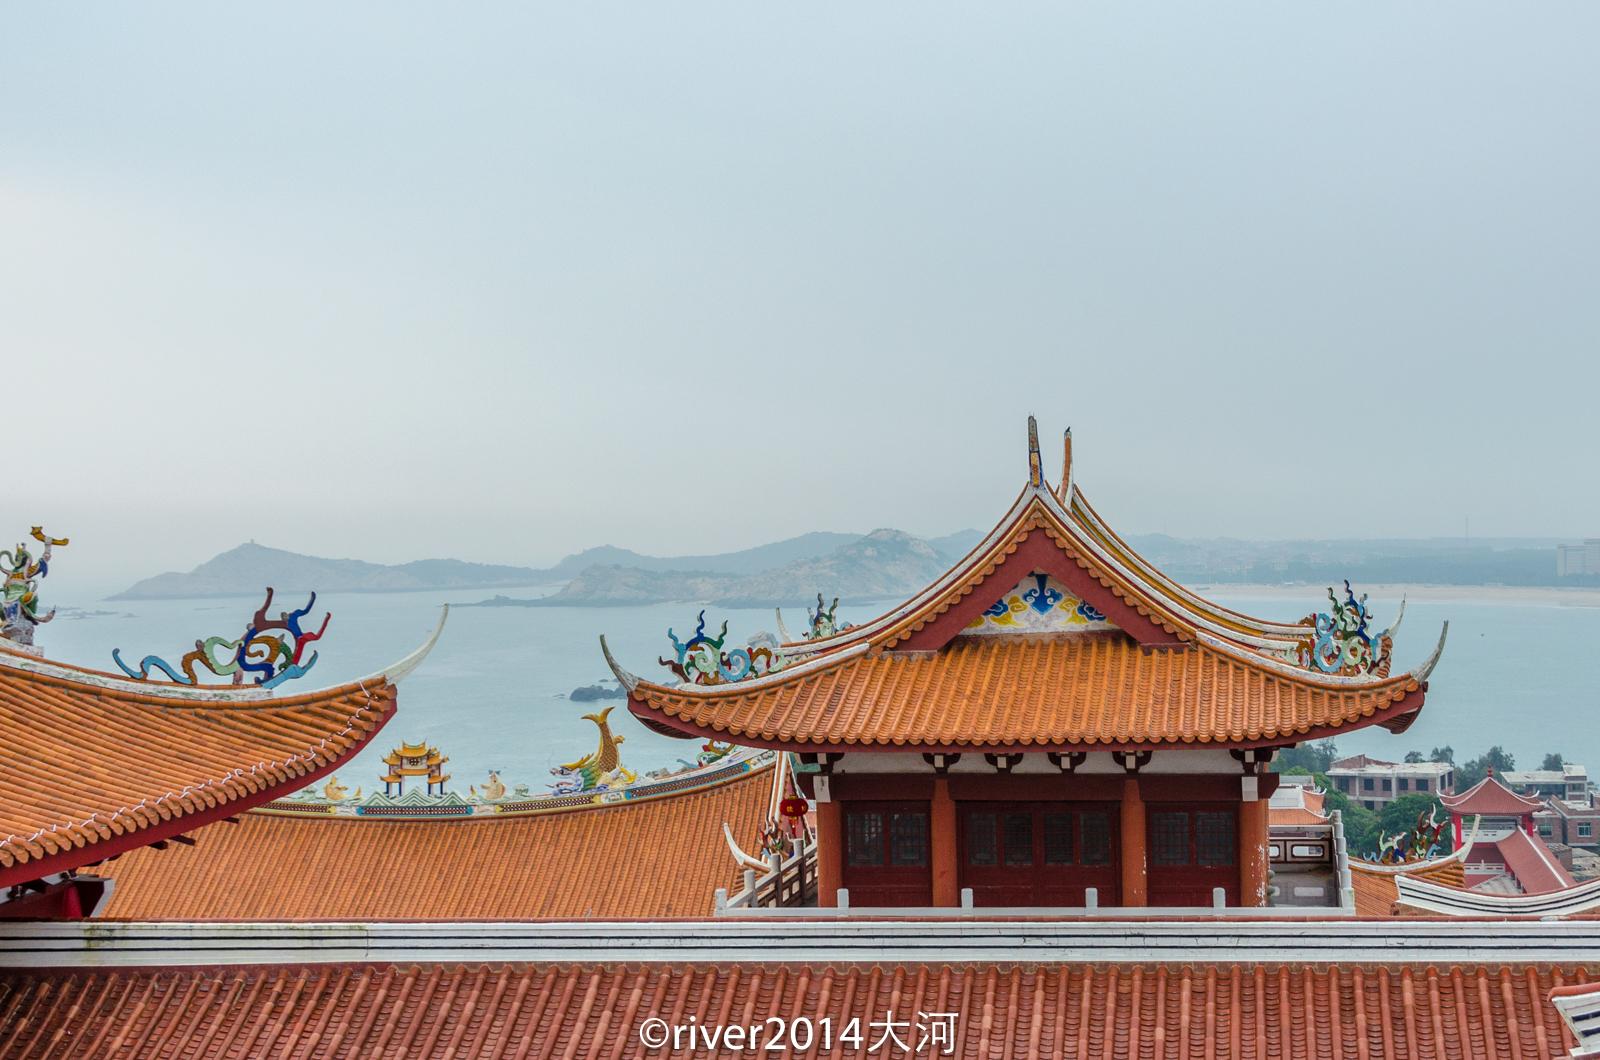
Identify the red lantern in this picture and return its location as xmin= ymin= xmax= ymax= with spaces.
xmin=779 ymin=795 xmax=808 ymax=820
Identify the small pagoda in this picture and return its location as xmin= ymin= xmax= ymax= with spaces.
xmin=1441 ymin=770 xmax=1544 ymax=845
xmin=603 ymin=419 xmax=1448 ymax=911
xmin=382 ymin=741 xmax=450 ymax=796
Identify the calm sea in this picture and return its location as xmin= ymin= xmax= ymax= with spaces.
xmin=31 ymin=587 xmax=1600 ymax=795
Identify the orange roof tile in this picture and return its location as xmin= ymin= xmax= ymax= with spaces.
xmin=0 ymin=665 xmax=398 ymax=887
xmin=627 ymin=633 xmax=1427 ymax=751
xmin=1351 ymin=857 xmax=1469 ymax=917
xmin=96 ymin=761 xmax=772 ymax=919
xmin=0 ymin=610 xmax=442 ymax=887
xmin=0 ymin=961 xmax=1588 ymax=1059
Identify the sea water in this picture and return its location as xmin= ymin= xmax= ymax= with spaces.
xmin=30 ymin=587 xmax=1600 ymax=794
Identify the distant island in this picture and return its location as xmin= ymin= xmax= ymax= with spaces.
xmin=110 ymin=543 xmax=553 ymax=600
xmin=113 ymin=530 xmax=1598 ymax=604
xmin=467 ymin=528 xmax=978 ymax=608
xmin=109 ymin=531 xmax=979 ymax=602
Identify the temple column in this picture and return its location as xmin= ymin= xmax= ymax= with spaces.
xmin=815 ymin=799 xmax=844 ymax=907
xmin=930 ymin=778 xmax=958 ymax=907
xmin=1119 ymin=778 xmax=1147 ymax=907
xmin=1240 ymin=793 xmax=1270 ymax=907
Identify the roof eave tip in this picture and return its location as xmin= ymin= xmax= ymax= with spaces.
xmin=599 ymin=634 xmax=640 ymax=693
xmin=1411 ymin=621 xmax=1449 ymax=683
xmin=380 ymin=604 xmax=449 ymax=686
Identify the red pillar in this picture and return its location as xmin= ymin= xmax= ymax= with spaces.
xmin=1120 ymin=778 xmax=1147 ymax=907
xmin=816 ymin=800 xmax=843 ymax=907
xmin=1239 ymin=796 xmax=1270 ymax=907
xmin=1453 ymin=812 xmax=1463 ymax=850
xmin=930 ymin=778 xmax=958 ymax=907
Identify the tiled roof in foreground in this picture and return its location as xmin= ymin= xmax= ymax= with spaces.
xmin=0 ymin=961 xmax=1590 ymax=1059
xmin=97 ymin=758 xmax=772 ymax=919
xmin=0 ymin=611 xmax=445 ymax=887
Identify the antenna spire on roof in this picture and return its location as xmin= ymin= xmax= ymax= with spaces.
xmin=1027 ymin=416 xmax=1042 ymax=487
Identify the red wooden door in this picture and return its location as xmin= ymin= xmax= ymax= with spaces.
xmin=841 ymin=802 xmax=932 ymax=907
xmin=1145 ymin=803 xmax=1239 ymax=907
xmin=959 ymin=803 xmax=1120 ymax=907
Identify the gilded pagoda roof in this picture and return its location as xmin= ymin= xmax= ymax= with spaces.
xmin=0 ymin=608 xmax=445 ymax=887
xmin=606 ymin=422 xmax=1445 ymax=752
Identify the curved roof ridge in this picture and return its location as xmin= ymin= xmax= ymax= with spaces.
xmin=1194 ymin=621 xmax=1447 ymax=693
xmin=1068 ymin=491 xmax=1318 ymax=638
xmin=0 ymin=605 xmax=448 ymax=708
xmin=256 ymin=749 xmax=777 ymax=823
xmin=1440 ymin=770 xmax=1544 ymax=813
xmin=771 ymin=485 xmax=1041 ymax=653
xmin=604 ymin=633 xmax=872 ymax=699
xmin=1350 ymin=815 xmax=1481 ymax=877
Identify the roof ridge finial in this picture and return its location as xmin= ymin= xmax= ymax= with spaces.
xmin=1027 ymin=415 xmax=1042 ymax=488
xmin=1061 ymin=426 xmax=1073 ymax=498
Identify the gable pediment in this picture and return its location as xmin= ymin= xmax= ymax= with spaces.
xmin=961 ymin=572 xmax=1119 ymax=636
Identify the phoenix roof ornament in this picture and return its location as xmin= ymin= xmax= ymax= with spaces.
xmin=1 ymin=527 xmax=69 ymax=648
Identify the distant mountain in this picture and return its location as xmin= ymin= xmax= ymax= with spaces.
xmin=110 ymin=531 xmax=971 ymax=602
xmin=110 ymin=543 xmax=549 ymax=600
xmin=471 ymin=529 xmax=954 ymax=608
xmin=541 ymin=532 xmax=864 ymax=579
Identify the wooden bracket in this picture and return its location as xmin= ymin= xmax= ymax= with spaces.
xmin=1047 ymin=751 xmax=1088 ymax=774
xmin=1116 ymin=750 xmax=1153 ymax=775
xmin=984 ymin=753 xmax=1026 ymax=773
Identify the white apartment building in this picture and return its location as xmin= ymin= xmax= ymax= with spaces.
xmin=1326 ymin=754 xmax=1455 ymax=811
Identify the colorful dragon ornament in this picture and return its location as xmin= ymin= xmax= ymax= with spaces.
xmin=660 ymin=610 xmax=788 ymax=685
xmin=113 ymin=587 xmax=331 ymax=690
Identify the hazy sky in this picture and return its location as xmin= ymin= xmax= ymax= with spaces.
xmin=4 ymin=4 xmax=1598 ymax=587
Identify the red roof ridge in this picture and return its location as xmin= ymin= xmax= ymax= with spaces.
xmin=1441 ymin=771 xmax=1545 ymax=814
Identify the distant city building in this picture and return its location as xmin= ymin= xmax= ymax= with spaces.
xmin=1537 ymin=797 xmax=1600 ymax=851
xmin=1502 ymin=762 xmax=1590 ymax=804
xmin=1557 ymin=539 xmax=1600 ymax=576
xmin=1327 ymin=754 xmax=1454 ymax=811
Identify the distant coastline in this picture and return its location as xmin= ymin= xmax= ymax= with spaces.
xmin=1201 ymin=583 xmax=1600 ymax=607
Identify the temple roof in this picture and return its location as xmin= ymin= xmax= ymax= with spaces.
xmin=1350 ymin=856 xmax=1470 ymax=917
xmin=0 ymin=960 xmax=1587 ymax=1059
xmin=1441 ymin=772 xmax=1545 ymax=816
xmin=0 ymin=608 xmax=445 ymax=887
xmin=608 ymin=421 xmax=1445 ymax=752
xmin=95 ymin=756 xmax=772 ymax=919
xmin=619 ymin=633 xmax=1431 ymax=751
xmin=1268 ymin=783 xmax=1329 ymax=826
xmin=1471 ymin=828 xmax=1576 ymax=896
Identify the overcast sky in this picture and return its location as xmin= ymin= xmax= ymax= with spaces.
xmin=4 ymin=4 xmax=1597 ymax=586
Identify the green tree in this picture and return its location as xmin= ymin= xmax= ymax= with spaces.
xmin=1274 ymin=739 xmax=1339 ymax=774
xmin=1378 ymin=793 xmax=1447 ymax=851
xmin=1404 ymin=750 xmax=1424 ymax=764
xmin=1456 ymin=746 xmax=1516 ymax=792
xmin=1542 ymin=753 xmax=1565 ymax=771
xmin=1320 ymin=781 xmax=1383 ymax=857
xmin=1430 ymin=746 xmax=1455 ymax=765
